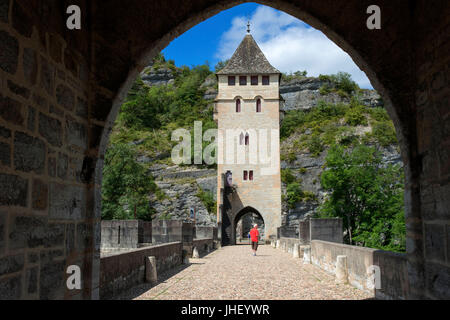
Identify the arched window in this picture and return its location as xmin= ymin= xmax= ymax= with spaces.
xmin=256 ymin=99 xmax=262 ymax=113
xmin=236 ymin=99 xmax=241 ymax=113
xmin=239 ymin=132 xmax=244 ymax=145
xmin=245 ymin=133 xmax=249 ymax=146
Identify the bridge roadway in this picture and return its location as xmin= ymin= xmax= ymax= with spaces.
xmin=116 ymin=244 xmax=374 ymax=300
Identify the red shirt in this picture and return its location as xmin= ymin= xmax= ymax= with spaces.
xmin=250 ymin=228 xmax=259 ymax=242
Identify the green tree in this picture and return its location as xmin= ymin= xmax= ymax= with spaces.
xmin=102 ymin=143 xmax=156 ymax=221
xmin=319 ymin=144 xmax=405 ymax=252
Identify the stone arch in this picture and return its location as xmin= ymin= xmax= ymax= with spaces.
xmin=233 ymin=206 xmax=265 ymax=242
xmin=0 ymin=0 xmax=447 ymax=300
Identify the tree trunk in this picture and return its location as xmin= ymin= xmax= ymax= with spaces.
xmin=346 ymin=214 xmax=353 ymax=245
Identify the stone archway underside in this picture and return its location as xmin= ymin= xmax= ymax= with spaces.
xmin=0 ymin=0 xmax=448 ymax=299
xmin=233 ymin=207 xmax=265 ymax=244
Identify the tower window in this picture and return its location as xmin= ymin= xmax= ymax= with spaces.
xmin=262 ymin=76 xmax=270 ymax=85
xmin=236 ymin=99 xmax=241 ymax=113
xmin=228 ymin=76 xmax=235 ymax=86
xmin=251 ymin=76 xmax=258 ymax=86
xmin=249 ymin=170 xmax=254 ymax=181
xmin=239 ymin=76 xmax=247 ymax=86
xmin=243 ymin=171 xmax=248 ymax=181
xmin=245 ymin=133 xmax=249 ymax=146
xmin=240 ymin=132 xmax=244 ymax=145
xmin=256 ymin=99 xmax=262 ymax=113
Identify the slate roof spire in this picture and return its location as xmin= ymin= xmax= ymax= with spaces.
xmin=216 ymin=33 xmax=281 ymax=75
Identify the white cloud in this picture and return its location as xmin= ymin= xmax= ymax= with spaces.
xmin=216 ymin=6 xmax=372 ymax=89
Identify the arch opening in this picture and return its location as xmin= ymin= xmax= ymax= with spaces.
xmin=94 ymin=1 xmax=415 ymax=299
xmin=3 ymin=0 xmax=445 ymax=301
xmin=234 ymin=207 xmax=265 ymax=245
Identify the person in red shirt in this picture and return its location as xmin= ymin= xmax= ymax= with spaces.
xmin=249 ymin=224 xmax=260 ymax=256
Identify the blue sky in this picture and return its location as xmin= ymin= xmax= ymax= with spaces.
xmin=162 ymin=3 xmax=372 ymax=89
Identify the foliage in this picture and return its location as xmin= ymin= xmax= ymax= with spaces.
xmin=319 ymin=85 xmax=331 ymax=95
xmin=331 ymin=72 xmax=359 ymax=95
xmin=197 ymin=189 xmax=217 ymax=215
xmin=286 ymin=182 xmax=317 ymax=209
xmin=215 ymin=60 xmax=229 ymax=72
xmin=307 ymin=134 xmax=324 ymax=156
xmin=318 ymin=72 xmax=359 ymax=96
xmin=369 ymin=121 xmax=398 ymax=147
xmin=286 ymin=183 xmax=304 ymax=209
xmin=344 ymin=104 xmax=368 ymax=126
xmin=318 ymin=144 xmax=405 ymax=252
xmin=281 ymin=169 xmax=296 ymax=184
xmin=113 ymin=59 xmax=217 ymax=166
xmin=281 ymin=70 xmax=308 ymax=82
xmin=102 ymin=143 xmax=156 ymax=221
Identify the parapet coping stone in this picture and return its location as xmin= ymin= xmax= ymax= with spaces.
xmin=100 ymin=242 xmax=182 ymax=259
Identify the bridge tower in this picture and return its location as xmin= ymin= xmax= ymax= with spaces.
xmin=214 ymin=29 xmax=282 ymax=245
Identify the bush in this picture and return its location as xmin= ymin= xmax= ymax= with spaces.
xmin=369 ymin=107 xmax=390 ymax=122
xmin=281 ymin=169 xmax=296 ymax=184
xmin=371 ymin=121 xmax=398 ymax=146
xmin=197 ymin=189 xmax=217 ymax=215
xmin=319 ymin=85 xmax=331 ymax=95
xmin=344 ymin=105 xmax=368 ymax=126
xmin=307 ymin=134 xmax=324 ymax=156
xmin=331 ymin=72 xmax=359 ymax=95
xmin=286 ymin=183 xmax=303 ymax=209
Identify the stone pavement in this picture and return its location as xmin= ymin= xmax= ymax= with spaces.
xmin=116 ymin=245 xmax=374 ymax=300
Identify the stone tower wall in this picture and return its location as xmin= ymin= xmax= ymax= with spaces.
xmin=216 ymin=74 xmax=282 ymax=241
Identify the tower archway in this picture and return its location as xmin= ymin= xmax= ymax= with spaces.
xmin=234 ymin=207 xmax=265 ymax=245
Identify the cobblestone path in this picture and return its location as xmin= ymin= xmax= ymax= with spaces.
xmin=117 ymin=245 xmax=374 ymax=300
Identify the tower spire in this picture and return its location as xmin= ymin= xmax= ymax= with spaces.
xmin=247 ymin=20 xmax=251 ymax=34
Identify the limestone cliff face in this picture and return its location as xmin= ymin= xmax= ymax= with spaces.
xmin=145 ymin=164 xmax=217 ymax=226
xmin=279 ymin=78 xmax=383 ymax=110
xmin=141 ymin=63 xmax=178 ymax=87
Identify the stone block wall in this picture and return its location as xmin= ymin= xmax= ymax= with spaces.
xmin=278 ymin=237 xmax=304 ymax=254
xmin=310 ymin=240 xmax=409 ymax=299
xmin=299 ymin=219 xmax=310 ymax=245
xmin=279 ymin=218 xmax=343 ymax=245
xmin=0 ymin=0 xmax=97 ymax=300
xmin=309 ymin=218 xmax=343 ymax=244
xmin=411 ymin=1 xmax=450 ymax=300
xmin=99 ymin=242 xmax=182 ymax=299
xmin=277 ymin=225 xmax=298 ymax=239
xmin=101 ymin=220 xmax=152 ymax=250
xmin=193 ymin=238 xmax=215 ymax=257
xmin=138 ymin=221 xmax=152 ymax=244
xmin=195 ymin=226 xmax=214 ymax=240
xmin=152 ymin=220 xmax=183 ymax=244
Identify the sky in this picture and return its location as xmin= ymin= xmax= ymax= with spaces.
xmin=162 ymin=3 xmax=372 ymax=89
